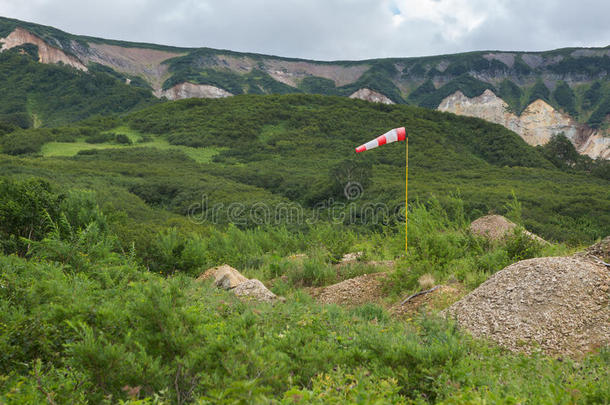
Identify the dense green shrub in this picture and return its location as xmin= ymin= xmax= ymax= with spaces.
xmin=540 ymin=133 xmax=581 ymax=169
xmin=527 ymin=79 xmax=551 ymax=105
xmin=583 ymin=81 xmax=602 ymax=110
xmin=418 ymin=74 xmax=495 ymax=108
xmin=0 ymin=50 xmax=156 ymax=127
xmin=0 ymin=178 xmax=64 ymax=255
xmin=2 ymin=250 xmax=607 ymax=403
xmin=498 ymin=79 xmax=523 ymax=112
xmin=587 ymin=95 xmax=610 ymax=128
xmin=299 ymin=76 xmax=338 ymax=95
xmin=85 ymin=132 xmax=114 ymax=144
xmin=407 ymin=79 xmax=435 ymax=103
xmin=552 ymin=81 xmax=577 ymax=116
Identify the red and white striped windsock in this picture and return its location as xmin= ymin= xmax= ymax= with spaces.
xmin=355 ymin=127 xmax=406 ymax=153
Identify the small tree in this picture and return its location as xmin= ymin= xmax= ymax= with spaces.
xmin=541 ymin=133 xmax=580 ymax=169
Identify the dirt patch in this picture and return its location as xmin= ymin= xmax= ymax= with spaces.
xmin=390 ymin=284 xmax=467 ymax=318
xmin=470 ymin=215 xmax=548 ymax=244
xmin=310 ymin=273 xmax=387 ymax=306
xmin=443 ymin=256 xmax=609 ymax=357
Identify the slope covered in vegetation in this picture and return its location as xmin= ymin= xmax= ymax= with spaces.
xmin=0 ymin=93 xmax=608 ymax=403
xmin=0 ymin=46 xmax=157 ymax=128
xmin=1 ymin=94 xmax=608 ymax=244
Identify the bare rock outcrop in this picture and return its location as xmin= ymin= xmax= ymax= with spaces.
xmin=349 ymin=88 xmax=394 ymax=104
xmin=197 ymin=265 xmax=281 ymax=302
xmin=197 ymin=264 xmax=248 ymax=289
xmin=0 ymin=28 xmax=87 ymax=71
xmin=156 ymin=82 xmax=233 ymax=100
xmin=438 ymin=89 xmax=609 ymax=159
xmin=443 ymin=256 xmax=610 ymax=356
xmin=232 ymin=279 xmax=279 ymax=303
xmin=470 ymin=215 xmax=548 ymax=244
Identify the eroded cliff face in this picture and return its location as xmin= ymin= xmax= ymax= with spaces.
xmin=349 ymin=88 xmax=394 ymax=104
xmin=438 ymin=90 xmax=609 ymax=159
xmin=0 ymin=28 xmax=87 ymax=71
xmin=82 ymin=43 xmax=183 ymax=91
xmin=156 ymin=82 xmax=233 ymax=100
xmin=0 ymin=28 xmax=182 ymax=91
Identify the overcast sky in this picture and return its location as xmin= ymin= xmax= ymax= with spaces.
xmin=1 ymin=0 xmax=609 ymax=61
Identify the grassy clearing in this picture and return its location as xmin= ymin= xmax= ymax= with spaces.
xmin=41 ymin=141 xmax=127 ymax=156
xmin=41 ymin=131 xmax=225 ymax=163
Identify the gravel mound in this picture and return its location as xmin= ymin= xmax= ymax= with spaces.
xmin=311 ymin=273 xmax=387 ymax=306
xmin=443 ymin=256 xmax=609 ymax=356
xmin=470 ymin=215 xmax=547 ymax=244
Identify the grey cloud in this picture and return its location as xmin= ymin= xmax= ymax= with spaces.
xmin=0 ymin=0 xmax=607 ymax=60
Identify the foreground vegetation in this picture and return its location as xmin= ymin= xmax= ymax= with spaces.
xmin=0 ymin=177 xmax=607 ymax=404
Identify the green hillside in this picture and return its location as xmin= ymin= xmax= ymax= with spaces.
xmin=1 ymin=94 xmax=608 ymax=244
xmin=0 ymin=47 xmax=157 ymax=128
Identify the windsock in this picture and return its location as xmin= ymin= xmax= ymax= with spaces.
xmin=355 ymin=127 xmax=406 ymax=153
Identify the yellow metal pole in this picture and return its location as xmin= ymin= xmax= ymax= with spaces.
xmin=405 ymin=136 xmax=408 ymax=254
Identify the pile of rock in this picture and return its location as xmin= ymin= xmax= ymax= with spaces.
xmin=197 ymin=265 xmax=282 ymax=303
xmin=443 ymin=255 xmax=609 ymax=357
xmin=470 ymin=215 xmax=548 ymax=244
xmin=310 ymin=272 xmax=387 ymax=306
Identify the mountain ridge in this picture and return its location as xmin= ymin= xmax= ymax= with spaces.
xmin=0 ymin=16 xmax=609 ymax=158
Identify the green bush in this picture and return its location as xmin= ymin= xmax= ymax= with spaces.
xmin=287 ymin=253 xmax=336 ymax=287
xmin=527 ymin=79 xmax=550 ymax=105
xmin=552 ymin=81 xmax=577 ymax=116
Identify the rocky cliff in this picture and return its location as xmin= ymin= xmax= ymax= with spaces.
xmin=438 ymin=90 xmax=609 ymax=159
xmin=156 ymin=82 xmax=233 ymax=100
xmin=349 ymin=88 xmax=394 ymax=104
xmin=0 ymin=27 xmax=87 ymax=71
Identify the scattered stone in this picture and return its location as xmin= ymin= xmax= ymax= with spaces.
xmin=338 ymin=252 xmax=364 ymax=265
xmin=232 ymin=279 xmax=279 ymax=303
xmin=470 ymin=215 xmax=548 ymax=244
xmin=197 ymin=264 xmax=248 ymax=289
xmin=574 ymin=236 xmax=610 ymax=264
xmin=442 ymin=256 xmax=610 ymax=357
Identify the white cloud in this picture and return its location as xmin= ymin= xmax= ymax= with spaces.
xmin=395 ymin=0 xmax=489 ymax=42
